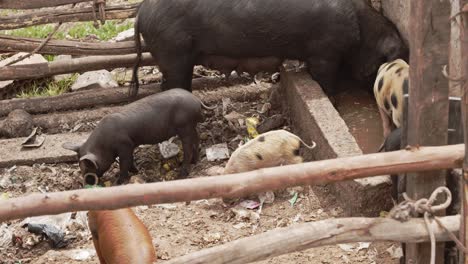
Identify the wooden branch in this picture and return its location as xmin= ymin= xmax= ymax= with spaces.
xmin=0 ymin=76 xmax=253 ymax=117
xmin=0 ymin=144 xmax=464 ymax=221
xmin=0 ymin=3 xmax=139 ymax=30
xmin=0 ymin=35 xmax=145 ymax=56
xmin=5 ymin=23 xmax=62 ymax=66
xmin=406 ymin=0 xmax=451 ymax=262
xmin=166 ymin=215 xmax=461 ymax=264
xmin=0 ymin=53 xmax=155 ymax=81
xmin=0 ymin=0 xmax=92 ymax=9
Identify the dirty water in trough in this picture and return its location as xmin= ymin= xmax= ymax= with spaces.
xmin=0 ymin=70 xmax=400 ymax=264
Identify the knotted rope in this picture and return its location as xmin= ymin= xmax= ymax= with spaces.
xmin=389 ymin=186 xmax=467 ymax=264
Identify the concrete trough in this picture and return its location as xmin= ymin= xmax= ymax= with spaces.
xmin=280 ymin=63 xmax=393 ymax=217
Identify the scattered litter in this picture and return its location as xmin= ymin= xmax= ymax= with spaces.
xmin=271 ymin=72 xmax=280 ymax=83
xmin=338 ymin=243 xmax=355 ymax=252
xmin=245 ymin=117 xmax=260 ymax=138
xmin=156 ymin=204 xmax=177 ymax=210
xmin=20 ymin=213 xmax=73 ymax=247
xmin=114 ymin=28 xmax=134 ymax=42
xmin=231 ymin=207 xmax=260 ymax=223
xmin=159 ymin=137 xmax=180 ymax=159
xmin=258 ymin=103 xmax=271 ymax=114
xmin=233 ymin=222 xmax=247 ymax=229
xmin=341 ymin=254 xmax=350 ymax=263
xmin=27 ymin=223 xmax=68 ymax=248
xmin=58 ymin=248 xmax=96 ymax=261
xmin=292 ymin=213 xmax=302 ymax=222
xmin=357 ymin=242 xmax=371 ymax=251
xmin=239 ymin=200 xmax=260 ymax=210
xmin=222 ymin=97 xmax=231 ymax=115
xmin=0 ymin=223 xmax=12 ymax=247
xmin=379 ymin=210 xmax=389 ymax=218
xmin=7 ymin=165 xmax=17 ymax=173
xmin=21 ymin=127 xmax=45 ymax=148
xmin=206 ymin=143 xmax=230 ymax=161
xmin=258 ymin=191 xmax=275 ymax=213
xmin=103 ymin=181 xmax=112 ymax=187
xmin=289 ymin=192 xmax=298 ymax=206
xmin=386 ymin=244 xmax=404 ymax=259
xmin=224 ymin=111 xmax=246 ymax=128
xmin=0 ymin=192 xmax=9 ymax=200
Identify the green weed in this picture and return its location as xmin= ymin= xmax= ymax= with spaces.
xmin=17 ymin=74 xmax=78 ymax=98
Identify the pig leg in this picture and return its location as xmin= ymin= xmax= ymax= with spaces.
xmin=306 ymin=56 xmax=339 ymax=95
xmin=177 ymin=126 xmax=197 ymax=177
xmin=117 ymin=148 xmax=135 ymax=184
xmin=157 ymin=52 xmax=195 ymax=91
xmin=191 ymin=130 xmax=200 ymax=164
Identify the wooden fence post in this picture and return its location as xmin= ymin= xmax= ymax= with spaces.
xmin=406 ymin=0 xmax=451 ymax=263
xmin=460 ymin=1 xmax=468 ymax=263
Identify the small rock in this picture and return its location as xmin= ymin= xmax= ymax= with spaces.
xmin=0 ymin=53 xmax=47 ymax=90
xmin=71 ymin=70 xmax=118 ymax=91
xmin=206 ymin=143 xmax=230 ymax=161
xmin=114 ymin=28 xmax=134 ymax=42
xmin=53 ymin=55 xmax=73 ymax=81
xmin=0 ymin=109 xmax=33 ymax=138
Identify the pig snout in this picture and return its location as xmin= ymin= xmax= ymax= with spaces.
xmin=88 ymin=208 xmax=156 ymax=264
xmin=373 ymin=59 xmax=408 ymax=138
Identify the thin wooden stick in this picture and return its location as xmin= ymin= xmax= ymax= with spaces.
xmin=0 ymin=144 xmax=464 ymax=221
xmin=0 ymin=0 xmax=92 ymax=9
xmin=166 ymin=215 xmax=460 ymax=264
xmin=4 ymin=23 xmax=62 ymax=67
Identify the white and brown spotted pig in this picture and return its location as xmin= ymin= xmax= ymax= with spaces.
xmin=373 ymin=59 xmax=409 ymax=138
xmin=224 ymin=130 xmax=316 ymax=174
xmin=223 ymin=130 xmax=316 ymax=204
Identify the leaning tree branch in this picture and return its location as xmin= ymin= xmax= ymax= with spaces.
xmin=166 ymin=215 xmax=460 ymax=264
xmin=0 ymin=35 xmax=146 ymax=55
xmin=0 ymin=144 xmax=464 ymax=221
xmin=5 ymin=23 xmax=62 ymax=66
xmin=0 ymin=3 xmax=139 ymax=30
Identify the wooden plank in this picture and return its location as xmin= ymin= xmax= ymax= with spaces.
xmin=0 ymin=35 xmax=145 ymax=56
xmin=0 ymin=0 xmax=92 ymax=9
xmin=0 ymin=132 xmax=89 ymax=168
xmin=0 ymin=144 xmax=464 ymax=220
xmin=167 ymin=216 xmax=461 ymax=264
xmin=0 ymin=53 xmax=155 ymax=81
xmin=0 ymin=3 xmax=139 ymax=30
xmin=406 ymin=0 xmax=451 ymax=263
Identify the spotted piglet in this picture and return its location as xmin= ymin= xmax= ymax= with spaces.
xmin=223 ymin=130 xmax=316 ymax=205
xmin=373 ymin=59 xmax=409 ymax=138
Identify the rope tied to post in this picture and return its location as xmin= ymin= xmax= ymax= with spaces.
xmin=389 ymin=186 xmax=467 ymax=264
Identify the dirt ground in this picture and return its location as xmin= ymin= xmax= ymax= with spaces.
xmin=0 ymin=1 xmax=402 ymax=263
xmin=0 ymin=79 xmax=401 ymax=263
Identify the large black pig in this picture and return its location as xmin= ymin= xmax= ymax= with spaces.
xmin=63 ymin=88 xmax=210 ymax=184
xmin=129 ymin=0 xmax=408 ymax=97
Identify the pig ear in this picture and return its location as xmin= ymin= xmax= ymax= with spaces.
xmin=79 ymin=153 xmax=99 ymax=171
xmin=62 ymin=142 xmax=82 ymax=153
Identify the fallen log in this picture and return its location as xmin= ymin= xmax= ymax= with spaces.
xmin=0 ymin=144 xmax=463 ymax=221
xmin=0 ymin=79 xmax=267 ymax=135
xmin=0 ymin=3 xmax=139 ymax=30
xmin=0 ymin=76 xmax=254 ymax=117
xmin=0 ymin=35 xmax=146 ymax=55
xmin=0 ymin=0 xmax=92 ymax=9
xmin=167 ymin=215 xmax=460 ymax=264
xmin=0 ymin=53 xmax=155 ymax=81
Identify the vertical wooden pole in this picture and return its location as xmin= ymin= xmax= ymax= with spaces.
xmin=460 ymin=2 xmax=468 ymax=264
xmin=406 ymin=0 xmax=451 ymax=263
